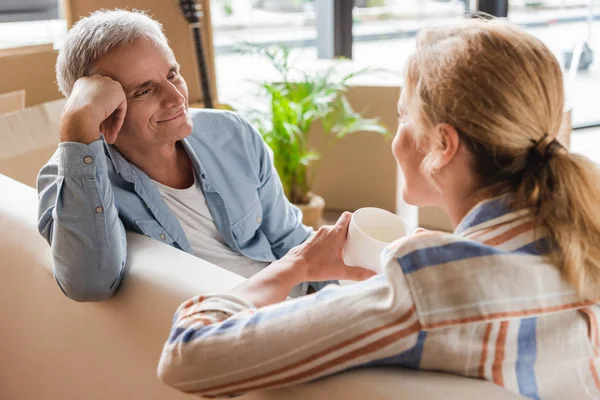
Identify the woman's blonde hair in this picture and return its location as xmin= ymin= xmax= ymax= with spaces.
xmin=404 ymin=18 xmax=600 ymax=300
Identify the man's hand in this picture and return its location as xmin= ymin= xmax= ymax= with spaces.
xmin=60 ymin=75 xmax=127 ymax=145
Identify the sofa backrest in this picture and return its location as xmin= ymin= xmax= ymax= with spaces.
xmin=0 ymin=174 xmax=523 ymax=400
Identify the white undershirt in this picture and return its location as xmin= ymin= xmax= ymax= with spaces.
xmin=152 ymin=173 xmax=271 ymax=279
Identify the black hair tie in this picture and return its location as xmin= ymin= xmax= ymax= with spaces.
xmin=528 ymin=133 xmax=566 ymax=164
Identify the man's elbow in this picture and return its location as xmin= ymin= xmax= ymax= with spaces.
xmin=54 ymin=274 xmax=118 ymax=303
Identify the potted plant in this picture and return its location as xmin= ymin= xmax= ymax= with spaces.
xmin=243 ymin=46 xmax=390 ymax=229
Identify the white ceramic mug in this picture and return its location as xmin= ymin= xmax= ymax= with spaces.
xmin=342 ymin=207 xmax=410 ymax=274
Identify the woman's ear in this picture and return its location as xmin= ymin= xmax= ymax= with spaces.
xmin=435 ymin=123 xmax=461 ymax=169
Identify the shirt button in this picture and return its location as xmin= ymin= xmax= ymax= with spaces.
xmin=159 ymin=233 xmax=166 ymax=241
xmin=256 ymin=216 xmax=262 ymax=224
xmin=95 ymin=206 xmax=103 ymax=213
xmin=83 ymin=156 xmax=93 ymax=164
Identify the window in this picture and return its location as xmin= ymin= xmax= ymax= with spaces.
xmin=211 ymin=0 xmax=319 ymax=106
xmin=508 ymin=0 xmax=599 ymax=129
xmin=0 ymin=0 xmax=59 ymax=23
xmin=0 ymin=0 xmax=65 ymax=50
xmin=213 ymin=0 xmax=598 ymax=132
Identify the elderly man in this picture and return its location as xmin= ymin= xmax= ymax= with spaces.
xmin=37 ymin=9 xmax=321 ymax=302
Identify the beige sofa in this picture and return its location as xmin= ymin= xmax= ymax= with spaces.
xmin=0 ymin=173 xmax=523 ymax=399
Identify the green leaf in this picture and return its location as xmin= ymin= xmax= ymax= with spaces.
xmin=334 ymin=117 xmax=391 ymax=139
xmin=299 ymin=151 xmax=320 ymax=167
xmin=240 ymin=44 xmax=390 ymax=203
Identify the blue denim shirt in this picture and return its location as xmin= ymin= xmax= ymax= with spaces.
xmin=37 ymin=109 xmax=313 ymax=301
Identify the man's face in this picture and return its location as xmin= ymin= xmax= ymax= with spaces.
xmin=94 ymin=37 xmax=193 ymax=150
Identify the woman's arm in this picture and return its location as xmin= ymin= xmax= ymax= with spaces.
xmin=229 ymin=213 xmax=374 ymax=308
xmin=157 ymin=214 xmax=419 ymax=398
xmin=158 ymin=276 xmax=417 ymax=398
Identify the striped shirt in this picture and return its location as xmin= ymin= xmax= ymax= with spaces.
xmin=158 ymin=195 xmax=600 ymax=399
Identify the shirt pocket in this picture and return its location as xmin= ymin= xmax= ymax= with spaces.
xmin=133 ymin=219 xmax=176 ymax=246
xmin=231 ymin=199 xmax=263 ymax=247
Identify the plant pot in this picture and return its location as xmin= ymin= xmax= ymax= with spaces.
xmin=296 ymin=192 xmax=325 ymax=230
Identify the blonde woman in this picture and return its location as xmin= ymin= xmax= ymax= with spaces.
xmin=157 ymin=19 xmax=600 ymax=399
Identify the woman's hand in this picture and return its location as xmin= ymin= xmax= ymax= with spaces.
xmin=283 ymin=212 xmax=376 ymax=283
xmin=230 ymin=212 xmax=376 ymax=308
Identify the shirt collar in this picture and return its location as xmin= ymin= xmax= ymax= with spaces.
xmin=454 ymin=194 xmax=530 ymax=237
xmin=102 ymin=140 xmax=134 ymax=181
xmin=102 ymin=138 xmax=212 ymax=192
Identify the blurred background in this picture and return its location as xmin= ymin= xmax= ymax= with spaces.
xmin=1 ymin=0 xmax=598 ymax=127
xmin=0 ymin=0 xmax=598 ymax=230
xmin=209 ymin=0 xmax=599 ymax=130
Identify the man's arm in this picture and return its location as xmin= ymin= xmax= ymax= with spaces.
xmin=37 ymin=75 xmax=129 ymax=302
xmin=37 ymin=141 xmax=127 ymax=301
xmin=239 ymin=116 xmax=313 ymax=259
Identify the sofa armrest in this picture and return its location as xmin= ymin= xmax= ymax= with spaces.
xmin=0 ymin=174 xmax=248 ymax=400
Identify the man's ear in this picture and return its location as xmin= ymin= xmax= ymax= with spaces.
xmin=435 ymin=123 xmax=461 ymax=169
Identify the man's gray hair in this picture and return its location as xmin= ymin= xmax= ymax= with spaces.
xmin=56 ymin=9 xmax=174 ymax=96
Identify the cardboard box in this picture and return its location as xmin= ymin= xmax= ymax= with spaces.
xmin=0 ymin=44 xmax=62 ymax=107
xmin=308 ymin=84 xmax=398 ymax=212
xmin=308 ymin=84 xmax=419 ymax=230
xmin=0 ymin=90 xmax=25 ymax=114
xmin=0 ymin=99 xmax=64 ymax=187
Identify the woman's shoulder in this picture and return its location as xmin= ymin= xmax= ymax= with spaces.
xmin=383 ymin=229 xmax=494 ymax=275
xmin=381 ymin=229 xmax=584 ymax=330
